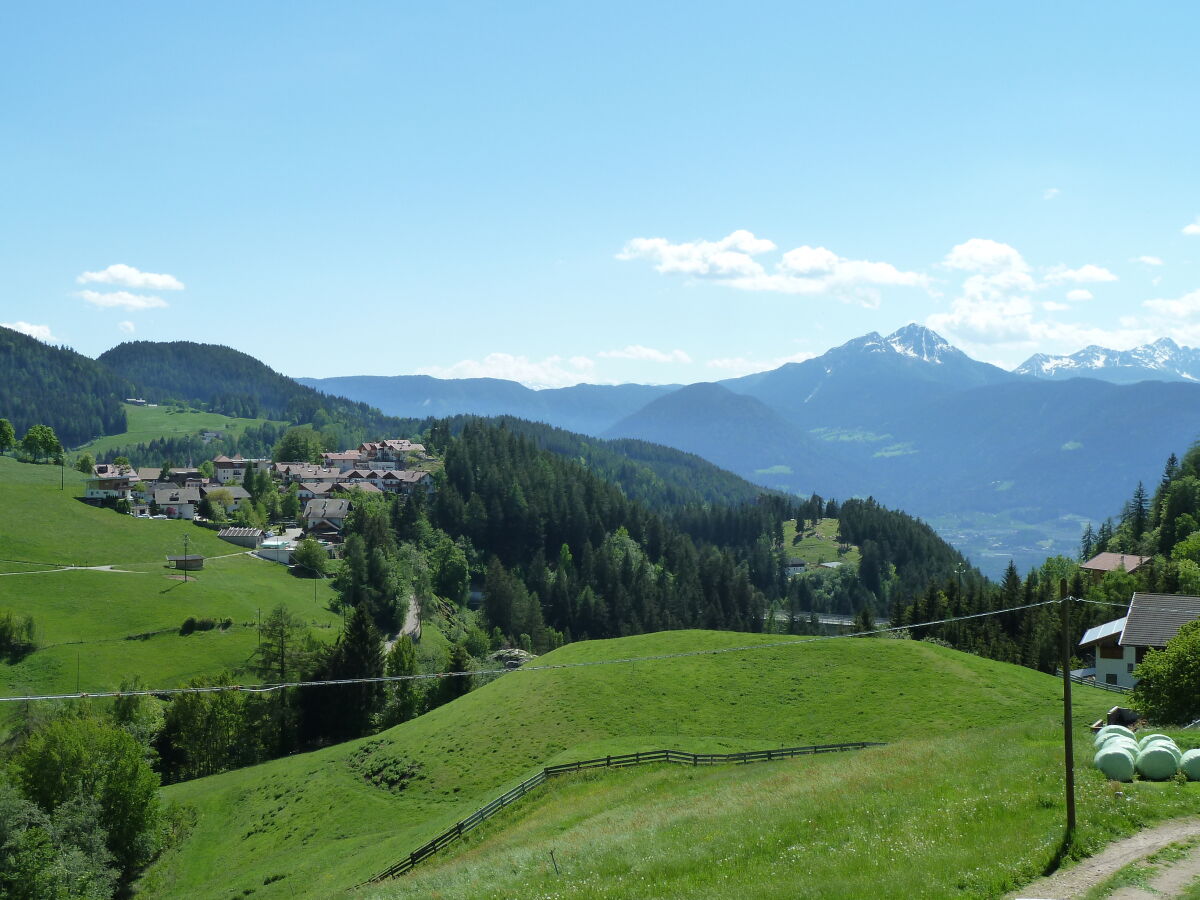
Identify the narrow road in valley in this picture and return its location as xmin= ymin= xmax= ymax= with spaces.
xmin=1011 ymin=818 xmax=1200 ymax=899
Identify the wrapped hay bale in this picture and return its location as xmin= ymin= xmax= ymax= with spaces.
xmin=1181 ymin=749 xmax=1200 ymax=781
xmin=1100 ymin=736 xmax=1139 ymax=757
xmin=1094 ymin=745 xmax=1136 ymax=782
xmin=1095 ymin=725 xmax=1136 ymax=747
xmin=1136 ymin=745 xmax=1180 ymax=780
xmin=1138 ymin=733 xmax=1173 ymax=750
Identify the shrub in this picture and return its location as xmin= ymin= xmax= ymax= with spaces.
xmin=0 ymin=609 xmax=37 ymax=660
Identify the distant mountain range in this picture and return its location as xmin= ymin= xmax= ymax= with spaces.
xmin=1015 ymin=337 xmax=1200 ymax=384
xmin=303 ymin=325 xmax=1200 ymax=575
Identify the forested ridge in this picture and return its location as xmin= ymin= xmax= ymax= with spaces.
xmin=97 ymin=341 xmax=418 ymax=442
xmin=0 ymin=326 xmax=131 ymax=447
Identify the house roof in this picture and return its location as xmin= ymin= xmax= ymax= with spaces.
xmin=1081 ymin=552 xmax=1150 ymax=574
xmin=1078 ymin=617 xmax=1127 ymax=648
xmin=1121 ymin=592 xmax=1200 ymax=648
xmin=303 ymin=498 xmax=351 ymax=520
xmin=218 ymin=527 xmax=263 ymax=539
xmin=138 ymin=467 xmax=162 ymax=482
xmin=337 ymin=481 xmax=381 ymax=493
xmin=298 ymin=482 xmax=331 ymax=494
xmin=154 ymin=487 xmax=201 ymax=504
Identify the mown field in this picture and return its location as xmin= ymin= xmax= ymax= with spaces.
xmin=0 ymin=456 xmax=340 ymax=727
xmin=73 ymin=402 xmax=284 ymax=456
xmin=137 ymin=629 xmax=1130 ymax=899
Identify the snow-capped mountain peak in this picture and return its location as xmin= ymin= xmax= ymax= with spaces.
xmin=1014 ymin=339 xmax=1200 ymax=384
xmin=884 ymin=324 xmax=957 ymax=364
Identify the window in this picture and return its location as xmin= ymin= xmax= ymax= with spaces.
xmin=1106 ymin=673 xmax=1118 ymax=685
xmin=1127 ymin=663 xmax=1135 ymax=673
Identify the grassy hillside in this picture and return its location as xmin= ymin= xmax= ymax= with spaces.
xmin=371 ymin=721 xmax=1200 ymax=900
xmin=0 ymin=456 xmax=340 ymax=723
xmin=138 ymin=630 xmax=1120 ymax=899
xmin=74 ymin=403 xmax=285 ymax=456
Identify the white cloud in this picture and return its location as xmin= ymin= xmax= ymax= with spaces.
xmin=1066 ymin=289 xmax=1093 ymax=302
xmin=1044 ymin=264 xmax=1118 ymax=284
xmin=78 ymin=290 xmax=168 ymax=311
xmin=1043 ymin=187 xmax=1060 ymax=200
xmin=1134 ymin=255 xmax=1164 ymax=266
xmin=2 ymin=321 xmax=56 ymax=342
xmin=118 ymin=320 xmax=136 ymax=334
xmin=930 ymin=238 xmax=1151 ymax=361
xmin=598 ymin=345 xmax=691 ymax=363
xmin=77 ymin=264 xmax=184 ymax=290
xmin=1183 ymin=219 xmax=1200 ymax=236
xmin=416 ymin=353 xmax=597 ymax=390
xmin=617 ymin=230 xmax=775 ymax=278
xmin=1142 ymin=289 xmax=1200 ymax=319
xmin=943 ymin=238 xmax=1030 ymax=274
xmin=619 ymin=230 xmax=926 ymax=307
xmin=705 ymin=350 xmax=815 ymax=377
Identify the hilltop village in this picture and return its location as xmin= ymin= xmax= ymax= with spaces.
xmin=82 ymin=438 xmax=437 ymax=560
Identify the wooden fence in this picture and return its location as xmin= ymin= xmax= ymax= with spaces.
xmin=366 ymin=740 xmax=885 ymax=883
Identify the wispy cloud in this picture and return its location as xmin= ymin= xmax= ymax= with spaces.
xmin=1183 ymin=218 xmax=1200 ymax=236
xmin=618 ymin=230 xmax=926 ymax=308
xmin=1066 ymin=289 xmax=1093 ymax=302
xmin=598 ymin=345 xmax=691 ymax=363
xmin=1133 ymin=255 xmax=1164 ymax=266
xmin=1044 ymin=264 xmax=1118 ymax=284
xmin=78 ymin=289 xmax=168 ymax=311
xmin=416 ymin=353 xmax=597 ymax=390
xmin=706 ymin=350 xmax=815 ymax=377
xmin=118 ymin=320 xmax=136 ymax=334
xmin=77 ymin=264 xmax=184 ymax=291
xmin=2 ymin=321 xmax=56 ymax=342
xmin=1043 ymin=187 xmax=1060 ymax=200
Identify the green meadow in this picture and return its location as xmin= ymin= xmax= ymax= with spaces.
xmin=782 ymin=517 xmax=862 ymax=567
xmin=74 ymin=402 xmax=284 ymax=456
xmin=0 ymin=456 xmax=339 ymax=721
xmin=137 ymin=630 xmax=1139 ymax=899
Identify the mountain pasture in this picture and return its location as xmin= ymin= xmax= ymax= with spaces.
xmin=138 ymin=631 xmax=1129 ymax=899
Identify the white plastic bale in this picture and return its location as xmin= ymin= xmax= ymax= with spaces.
xmin=1138 ymin=733 xmax=1174 ymax=750
xmin=1095 ymin=725 xmax=1136 ymax=747
xmin=1094 ymin=746 xmax=1136 ymax=782
xmin=1181 ymin=749 xmax=1200 ymax=781
xmin=1135 ymin=745 xmax=1180 ymax=780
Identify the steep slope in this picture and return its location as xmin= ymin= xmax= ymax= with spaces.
xmin=0 ymin=325 xmax=132 ymax=446
xmin=296 ymin=374 xmax=676 ymax=436
xmin=137 ymin=631 xmax=1113 ymax=899
xmin=1016 ymin=338 xmax=1200 ymax=384
xmin=602 ymin=382 xmax=854 ymax=495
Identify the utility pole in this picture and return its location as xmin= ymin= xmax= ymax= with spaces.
xmin=1059 ymin=579 xmax=1076 ymax=842
xmin=182 ymin=533 xmax=190 ymax=583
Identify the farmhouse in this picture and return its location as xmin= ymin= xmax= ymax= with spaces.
xmin=154 ymin=486 xmax=201 ymax=520
xmin=1078 ymin=592 xmax=1200 ymax=688
xmin=1079 ymin=552 xmax=1150 ymax=583
xmin=213 ymin=454 xmax=271 ymax=485
xmin=302 ymin=497 xmax=351 ymax=536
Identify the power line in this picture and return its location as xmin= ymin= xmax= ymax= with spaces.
xmin=0 ymin=598 xmax=1060 ymax=704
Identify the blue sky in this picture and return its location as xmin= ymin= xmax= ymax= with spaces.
xmin=2 ymin=2 xmax=1198 ymax=386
